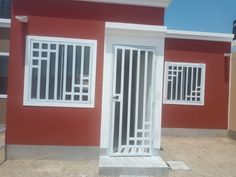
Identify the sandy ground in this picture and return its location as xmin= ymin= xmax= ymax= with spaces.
xmin=0 ymin=137 xmax=236 ymax=177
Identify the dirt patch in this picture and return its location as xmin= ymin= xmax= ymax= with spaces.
xmin=0 ymin=137 xmax=236 ymax=177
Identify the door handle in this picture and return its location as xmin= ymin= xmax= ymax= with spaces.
xmin=113 ymin=95 xmax=119 ymax=100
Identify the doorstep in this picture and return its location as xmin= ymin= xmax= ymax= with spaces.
xmin=99 ymin=156 xmax=169 ymax=176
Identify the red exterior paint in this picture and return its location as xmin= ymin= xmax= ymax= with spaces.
xmin=12 ymin=0 xmax=164 ymax=25
xmin=163 ymin=38 xmax=231 ymax=129
xmin=7 ymin=16 xmax=105 ymax=146
xmin=7 ymin=1 xmax=164 ymax=146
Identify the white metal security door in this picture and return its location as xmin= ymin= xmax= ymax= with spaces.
xmin=111 ymin=45 xmax=156 ymax=156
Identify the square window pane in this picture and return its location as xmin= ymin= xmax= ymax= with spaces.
xmin=0 ymin=55 xmax=8 ymax=95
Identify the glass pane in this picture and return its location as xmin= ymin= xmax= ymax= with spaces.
xmin=33 ymin=43 xmax=39 ymax=49
xmin=113 ymin=102 xmax=120 ymax=153
xmin=49 ymin=53 xmax=56 ymax=99
xmin=145 ymin=52 xmax=153 ymax=122
xmin=57 ymin=45 xmax=64 ymax=100
xmin=121 ymin=49 xmax=130 ymax=145
xmin=0 ymin=56 xmax=8 ymax=95
xmin=40 ymin=60 xmax=47 ymax=99
xmin=182 ymin=67 xmax=187 ymax=100
xmin=82 ymin=95 xmax=88 ymax=101
xmin=192 ymin=67 xmax=197 ymax=91
xmin=31 ymin=68 xmax=38 ymax=99
xmin=130 ymin=50 xmax=137 ymax=137
xmin=42 ymin=43 xmax=48 ymax=49
xmin=138 ymin=51 xmax=145 ymax=129
xmin=84 ymin=46 xmax=90 ymax=76
xmin=198 ymin=68 xmax=202 ymax=86
xmin=187 ymin=67 xmax=192 ymax=96
xmin=177 ymin=71 xmax=182 ymax=100
xmin=116 ymin=48 xmax=122 ymax=93
xmin=66 ymin=45 xmax=73 ymax=92
xmin=75 ymin=46 xmax=82 ymax=84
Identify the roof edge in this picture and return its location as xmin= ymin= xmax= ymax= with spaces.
xmin=167 ymin=29 xmax=234 ymax=42
xmin=77 ymin=0 xmax=172 ymax=8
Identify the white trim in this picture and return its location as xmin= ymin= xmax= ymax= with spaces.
xmin=0 ymin=94 xmax=7 ymax=99
xmin=106 ymin=22 xmax=167 ymax=37
xmin=0 ymin=18 xmax=11 ymax=28
xmin=163 ymin=61 xmax=206 ymax=106
xmin=0 ymin=52 xmax=9 ymax=56
xmin=23 ymin=35 xmax=97 ymax=108
xmin=77 ymin=0 xmax=172 ymax=8
xmin=15 ymin=16 xmax=28 ymax=23
xmin=100 ymin=22 xmax=165 ymax=155
xmin=167 ymin=29 xmax=234 ymax=42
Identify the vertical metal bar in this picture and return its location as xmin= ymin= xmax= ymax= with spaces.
xmin=111 ymin=46 xmax=118 ymax=154
xmin=36 ymin=42 xmax=41 ymax=99
xmin=195 ymin=66 xmax=199 ymax=100
xmin=62 ymin=45 xmax=68 ymax=100
xmin=54 ymin=44 xmax=59 ymax=100
xmin=180 ymin=65 xmax=183 ymax=101
xmin=60 ymin=45 xmax=64 ymax=100
xmin=175 ymin=65 xmax=179 ymax=101
xmin=170 ymin=65 xmax=174 ymax=101
xmin=142 ymin=51 xmax=148 ymax=139
xmin=134 ymin=50 xmax=141 ymax=149
xmin=71 ymin=45 xmax=76 ymax=99
xmin=118 ymin=48 xmax=125 ymax=153
xmin=80 ymin=46 xmax=85 ymax=100
xmin=126 ymin=49 xmax=133 ymax=147
xmin=45 ymin=49 xmax=50 ymax=100
xmin=185 ymin=66 xmax=189 ymax=101
xmin=190 ymin=66 xmax=193 ymax=101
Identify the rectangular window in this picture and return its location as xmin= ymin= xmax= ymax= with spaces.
xmin=24 ymin=36 xmax=97 ymax=108
xmin=0 ymin=52 xmax=8 ymax=98
xmin=163 ymin=62 xmax=205 ymax=105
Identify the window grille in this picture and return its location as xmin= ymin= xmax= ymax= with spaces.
xmin=24 ymin=36 xmax=97 ymax=107
xmin=0 ymin=52 xmax=8 ymax=98
xmin=163 ymin=62 xmax=205 ymax=105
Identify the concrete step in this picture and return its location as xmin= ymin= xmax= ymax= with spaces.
xmin=0 ymin=124 xmax=6 ymax=165
xmin=99 ymin=156 xmax=169 ymax=176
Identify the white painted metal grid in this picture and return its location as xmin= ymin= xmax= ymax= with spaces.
xmin=24 ymin=36 xmax=97 ymax=107
xmin=163 ymin=62 xmax=206 ymax=105
xmin=111 ymin=45 xmax=156 ymax=156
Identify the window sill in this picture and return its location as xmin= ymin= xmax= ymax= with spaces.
xmin=163 ymin=101 xmax=204 ymax=106
xmin=0 ymin=94 xmax=7 ymax=99
xmin=23 ymin=100 xmax=95 ymax=108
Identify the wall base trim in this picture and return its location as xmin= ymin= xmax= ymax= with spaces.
xmin=228 ymin=130 xmax=236 ymax=140
xmin=7 ymin=145 xmax=100 ymax=160
xmin=162 ymin=128 xmax=227 ymax=137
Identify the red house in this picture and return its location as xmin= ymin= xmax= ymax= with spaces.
xmin=6 ymin=0 xmax=233 ymax=176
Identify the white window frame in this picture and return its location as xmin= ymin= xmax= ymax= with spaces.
xmin=23 ymin=35 xmax=97 ymax=108
xmin=0 ymin=52 xmax=9 ymax=99
xmin=163 ymin=61 xmax=206 ymax=106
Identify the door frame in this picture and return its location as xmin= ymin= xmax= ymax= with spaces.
xmin=100 ymin=22 xmax=167 ymax=156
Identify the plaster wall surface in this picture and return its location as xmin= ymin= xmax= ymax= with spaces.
xmin=163 ymin=38 xmax=231 ymax=129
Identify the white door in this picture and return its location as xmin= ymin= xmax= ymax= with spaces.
xmin=111 ymin=45 xmax=156 ymax=156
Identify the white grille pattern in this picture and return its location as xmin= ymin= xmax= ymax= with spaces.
xmin=24 ymin=36 xmax=97 ymax=107
xmin=164 ymin=62 xmax=205 ymax=105
xmin=112 ymin=46 xmax=156 ymax=156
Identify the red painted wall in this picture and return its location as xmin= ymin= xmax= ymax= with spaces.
xmin=12 ymin=0 xmax=164 ymax=25
xmin=163 ymin=39 xmax=231 ymax=129
xmin=8 ymin=1 xmax=164 ymax=146
xmin=7 ymin=16 xmax=105 ymax=146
